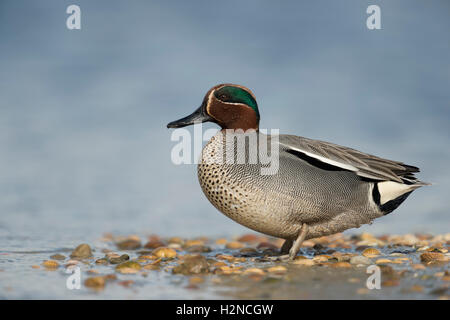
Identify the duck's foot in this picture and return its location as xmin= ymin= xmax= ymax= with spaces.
xmin=287 ymin=223 xmax=309 ymax=260
xmin=274 ymin=224 xmax=309 ymax=261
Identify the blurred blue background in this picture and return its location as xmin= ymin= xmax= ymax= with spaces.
xmin=0 ymin=0 xmax=449 ymax=245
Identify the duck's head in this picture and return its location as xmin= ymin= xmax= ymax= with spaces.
xmin=167 ymin=84 xmax=260 ymax=131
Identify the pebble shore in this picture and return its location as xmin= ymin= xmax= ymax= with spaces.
xmin=34 ymin=232 xmax=450 ymax=299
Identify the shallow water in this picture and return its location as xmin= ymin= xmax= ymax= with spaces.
xmin=1 ymin=232 xmax=448 ymax=300
xmin=0 ymin=234 xmax=218 ymax=299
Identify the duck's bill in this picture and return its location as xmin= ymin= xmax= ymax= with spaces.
xmin=167 ymin=106 xmax=212 ymax=128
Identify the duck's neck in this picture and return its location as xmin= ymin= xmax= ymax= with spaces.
xmin=217 ymin=108 xmax=259 ymax=131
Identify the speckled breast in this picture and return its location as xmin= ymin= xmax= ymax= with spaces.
xmin=197 ymin=131 xmax=304 ymax=239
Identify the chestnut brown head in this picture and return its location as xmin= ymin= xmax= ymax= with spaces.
xmin=167 ymin=84 xmax=259 ymax=131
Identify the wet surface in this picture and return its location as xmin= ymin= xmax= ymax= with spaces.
xmin=1 ymin=232 xmax=448 ymax=299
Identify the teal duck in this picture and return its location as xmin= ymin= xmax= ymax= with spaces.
xmin=167 ymin=84 xmax=429 ymax=259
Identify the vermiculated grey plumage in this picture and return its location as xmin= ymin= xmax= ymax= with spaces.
xmin=198 ymin=131 xmax=426 ymax=240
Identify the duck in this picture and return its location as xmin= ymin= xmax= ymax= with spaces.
xmin=167 ymin=83 xmax=429 ymax=260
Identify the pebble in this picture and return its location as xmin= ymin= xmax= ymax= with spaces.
xmin=144 ymin=240 xmax=166 ymax=249
xmin=116 ymin=239 xmax=141 ymax=250
xmin=108 ymin=254 xmax=130 ymax=264
xmin=138 ymin=255 xmax=158 ymax=260
xmin=143 ymin=264 xmax=160 ymax=270
xmin=215 ymin=238 xmax=228 ymax=245
xmin=267 ymin=266 xmax=287 ymax=273
xmin=87 ymin=269 xmax=100 ymax=274
xmin=211 ymin=277 xmax=222 ymax=284
xmin=312 ymin=255 xmax=329 ymax=263
xmin=184 ymin=240 xmax=205 ymax=248
xmin=117 ymin=268 xmax=139 ymax=274
xmin=42 ymin=260 xmax=59 ymax=269
xmin=330 ymin=262 xmax=352 ymax=268
xmin=65 ymin=260 xmax=79 ymax=267
xmin=225 ymin=241 xmax=244 ymax=249
xmin=168 ymin=237 xmax=184 ymax=245
xmin=115 ymin=261 xmax=142 ymax=274
xmin=382 ymin=279 xmax=400 ymax=287
xmin=360 ymin=233 xmax=377 ymax=241
xmin=356 ymin=288 xmax=369 ymax=295
xmin=420 ymin=252 xmax=449 ymax=263
xmin=389 ymin=234 xmax=419 ymax=246
xmin=376 ymin=259 xmax=393 ymax=264
xmin=393 ymin=258 xmax=410 ymax=264
xmin=378 ymin=265 xmax=396 ymax=277
xmin=100 ymin=233 xmax=114 ymax=242
xmin=237 ymin=234 xmax=261 ymax=243
xmin=172 ymin=254 xmax=209 ymax=275
xmin=189 ymin=276 xmax=205 ymax=285
xmin=153 ymin=247 xmax=177 ymax=259
xmin=333 ymin=253 xmax=354 ymax=262
xmin=70 ymin=244 xmax=93 ymax=259
xmin=302 ymin=240 xmax=315 ymax=247
xmin=215 ymin=266 xmax=242 ymax=275
xmin=243 ymin=268 xmax=265 ymax=275
xmin=356 ymin=239 xmax=385 ymax=246
xmin=186 ymin=245 xmax=211 ymax=253
xmin=390 ymin=252 xmax=406 ymax=257
xmin=84 ymin=276 xmax=105 ymax=289
xmin=350 ymin=255 xmax=372 ymax=265
xmin=212 ymin=261 xmax=228 ymax=267
xmin=118 ymin=280 xmax=134 ymax=288
xmin=216 ymin=254 xmax=237 ymax=262
xmin=239 ymin=247 xmax=258 ymax=254
xmin=95 ymin=258 xmax=108 ymax=265
xmin=50 ymin=254 xmax=66 ymax=260
xmin=168 ymin=243 xmax=182 ymax=250
xmin=291 ymin=259 xmax=315 ymax=266
xmin=412 ymin=264 xmax=426 ymax=270
xmin=257 ymin=242 xmax=278 ymax=250
xmin=104 ymin=274 xmax=117 ymax=281
xmin=361 ymin=248 xmax=381 ymax=257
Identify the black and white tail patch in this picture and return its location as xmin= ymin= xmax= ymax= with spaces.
xmin=372 ymin=182 xmax=417 ymax=215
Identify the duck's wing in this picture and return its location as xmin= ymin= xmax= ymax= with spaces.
xmin=278 ymin=135 xmax=427 ymax=185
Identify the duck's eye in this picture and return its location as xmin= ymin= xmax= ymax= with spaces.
xmin=219 ymin=94 xmax=229 ymax=101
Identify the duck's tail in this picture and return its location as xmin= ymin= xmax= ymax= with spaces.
xmin=374 ymin=176 xmax=430 ymax=215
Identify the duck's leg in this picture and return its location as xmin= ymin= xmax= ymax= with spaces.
xmin=288 ymin=223 xmax=309 ymax=260
xmin=280 ymin=239 xmax=293 ymax=254
xmin=277 ymin=223 xmax=309 ymax=261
